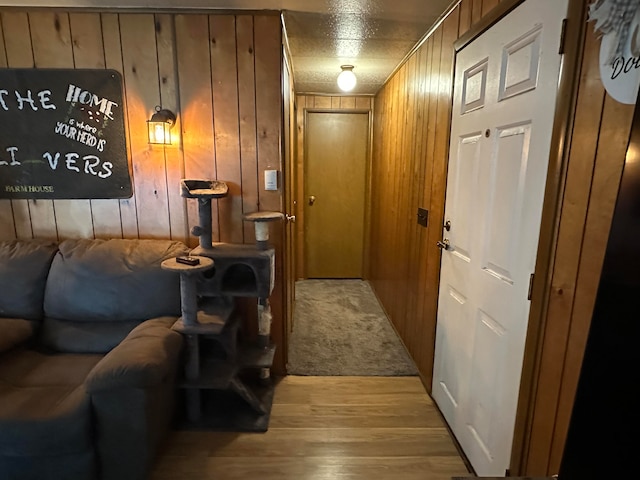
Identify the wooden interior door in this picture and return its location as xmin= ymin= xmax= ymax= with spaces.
xmin=305 ymin=112 xmax=368 ymax=278
xmin=431 ymin=0 xmax=568 ymax=475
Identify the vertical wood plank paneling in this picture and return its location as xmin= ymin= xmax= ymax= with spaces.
xmin=424 ymin=5 xmax=457 ymax=388
xmin=458 ymin=0 xmax=473 ymax=37
xmin=236 ymin=15 xmax=259 ymax=244
xmin=254 ymin=14 xmax=282 ymax=211
xmin=355 ymin=97 xmax=372 ymax=110
xmin=481 ymin=0 xmax=500 ymax=16
xmin=524 ymin=26 xmax=605 ymax=473
xmin=377 ymin=76 xmax=393 ymax=310
xmin=119 ymin=14 xmax=171 ymax=239
xmin=101 ymin=13 xmax=138 ymax=238
xmin=295 ymin=95 xmax=307 ymax=278
xmin=210 ymin=15 xmax=243 ymax=244
xmin=548 ymin=98 xmax=633 ymax=475
xmin=416 ymin=27 xmax=443 ymax=377
xmin=370 ymin=0 xmax=636 ymax=475
xmin=376 ymin=75 xmax=394 ymax=307
xmin=155 ymin=14 xmax=188 ymax=244
xmin=340 ymin=96 xmax=356 ymax=109
xmin=0 ymin=18 xmax=17 ymax=240
xmin=70 ymin=12 xmax=123 ymax=239
xmin=471 ymin=0 xmax=483 ymax=26
xmin=155 ymin=15 xmax=186 ymax=241
xmin=330 ymin=96 xmax=341 ymax=109
xmin=0 ymin=9 xmax=286 ymax=370
xmin=254 ymin=14 xmax=284 ymax=372
xmin=368 ymin=93 xmax=381 ymax=281
xmin=413 ymin=38 xmax=437 ymax=372
xmin=175 ymin=14 xmax=217 ymax=246
xmin=313 ymin=96 xmax=331 ymax=109
xmin=405 ymin=43 xmax=430 ymax=360
xmin=400 ymin=56 xmax=418 ymax=357
xmin=1 ymin=12 xmax=34 ymax=239
xmin=21 ymin=12 xmax=64 ymax=240
xmin=387 ymin=65 xmax=406 ymax=333
xmin=380 ymin=73 xmax=397 ymax=308
xmin=368 ymin=5 xmax=459 ymax=389
xmin=30 ymin=12 xmax=94 ymax=240
xmin=394 ymin=56 xmax=416 ymax=337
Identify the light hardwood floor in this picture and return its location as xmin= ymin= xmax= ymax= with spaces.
xmin=151 ymin=376 xmax=471 ymax=479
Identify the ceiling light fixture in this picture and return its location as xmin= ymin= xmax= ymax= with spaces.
xmin=337 ymin=65 xmax=357 ymax=92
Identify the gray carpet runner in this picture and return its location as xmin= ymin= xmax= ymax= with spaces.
xmin=287 ymin=279 xmax=418 ymax=376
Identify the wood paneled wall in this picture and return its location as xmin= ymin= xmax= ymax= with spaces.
xmin=370 ymin=0 xmax=634 ymax=475
xmin=0 ymin=10 xmax=287 ymax=372
xmin=520 ymin=2 xmax=635 ymax=475
xmin=294 ymin=95 xmax=373 ymax=280
xmin=369 ymin=3 xmax=460 ymax=391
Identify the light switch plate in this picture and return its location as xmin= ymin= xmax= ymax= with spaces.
xmin=264 ymin=169 xmax=278 ymax=191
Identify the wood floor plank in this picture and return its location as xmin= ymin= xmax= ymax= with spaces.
xmin=268 ymin=404 xmax=445 ymax=428
xmin=274 ymin=376 xmax=429 ymax=398
xmin=151 ymin=376 xmax=469 ymax=480
xmin=153 ymin=455 xmax=467 ymax=480
xmin=163 ymin=427 xmax=459 ymax=457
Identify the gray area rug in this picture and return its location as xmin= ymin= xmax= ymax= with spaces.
xmin=287 ymin=279 xmax=418 ymax=376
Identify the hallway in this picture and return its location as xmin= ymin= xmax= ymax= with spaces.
xmin=287 ymin=280 xmax=417 ymax=376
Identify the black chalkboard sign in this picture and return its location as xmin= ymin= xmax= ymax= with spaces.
xmin=0 ymin=68 xmax=132 ymax=199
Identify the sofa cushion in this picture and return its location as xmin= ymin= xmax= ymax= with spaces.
xmin=0 ymin=318 xmax=36 ymax=353
xmin=0 ymin=240 xmax=58 ymax=321
xmin=0 ymin=349 xmax=100 ymax=462
xmin=0 ymin=384 xmax=93 ymax=456
xmin=0 ymin=349 xmax=102 ymax=387
xmin=42 ymin=238 xmax=188 ymax=353
xmin=40 ymin=318 xmax=141 ymax=354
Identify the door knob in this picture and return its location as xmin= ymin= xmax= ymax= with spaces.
xmin=437 ymin=239 xmax=451 ymax=251
xmin=308 ymin=195 xmax=316 ymax=206
xmin=286 ymin=214 xmax=296 ymax=223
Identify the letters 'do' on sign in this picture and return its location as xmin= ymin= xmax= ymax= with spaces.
xmin=0 ymin=68 xmax=132 ymax=199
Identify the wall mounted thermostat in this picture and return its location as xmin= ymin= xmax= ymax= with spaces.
xmin=264 ymin=169 xmax=278 ymax=191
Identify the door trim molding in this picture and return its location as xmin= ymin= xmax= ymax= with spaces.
xmin=449 ymin=0 xmax=588 ymax=475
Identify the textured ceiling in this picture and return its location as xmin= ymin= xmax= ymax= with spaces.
xmin=0 ymin=0 xmax=455 ymax=95
xmin=283 ymin=1 xmax=454 ymax=95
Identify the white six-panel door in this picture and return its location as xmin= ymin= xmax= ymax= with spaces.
xmin=432 ymin=0 xmax=568 ymax=475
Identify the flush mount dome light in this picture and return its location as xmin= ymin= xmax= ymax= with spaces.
xmin=337 ymin=65 xmax=357 ymax=92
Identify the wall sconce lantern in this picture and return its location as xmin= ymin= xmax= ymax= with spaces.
xmin=147 ymin=106 xmax=176 ymax=145
xmin=337 ymin=65 xmax=357 ymax=92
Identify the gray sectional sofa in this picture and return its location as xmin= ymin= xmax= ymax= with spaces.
xmin=0 ymin=238 xmax=190 ymax=480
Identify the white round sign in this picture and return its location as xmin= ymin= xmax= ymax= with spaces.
xmin=599 ymin=7 xmax=640 ymax=105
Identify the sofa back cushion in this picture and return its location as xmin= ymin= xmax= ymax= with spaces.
xmin=41 ymin=238 xmax=188 ymax=353
xmin=0 ymin=240 xmax=58 ymax=321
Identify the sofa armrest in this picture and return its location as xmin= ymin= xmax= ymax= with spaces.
xmin=85 ymin=317 xmax=182 ymax=393
xmin=0 ymin=318 xmax=36 ymax=353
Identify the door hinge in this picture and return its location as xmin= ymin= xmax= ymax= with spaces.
xmin=527 ymin=273 xmax=535 ymax=301
xmin=559 ymin=18 xmax=568 ymax=54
